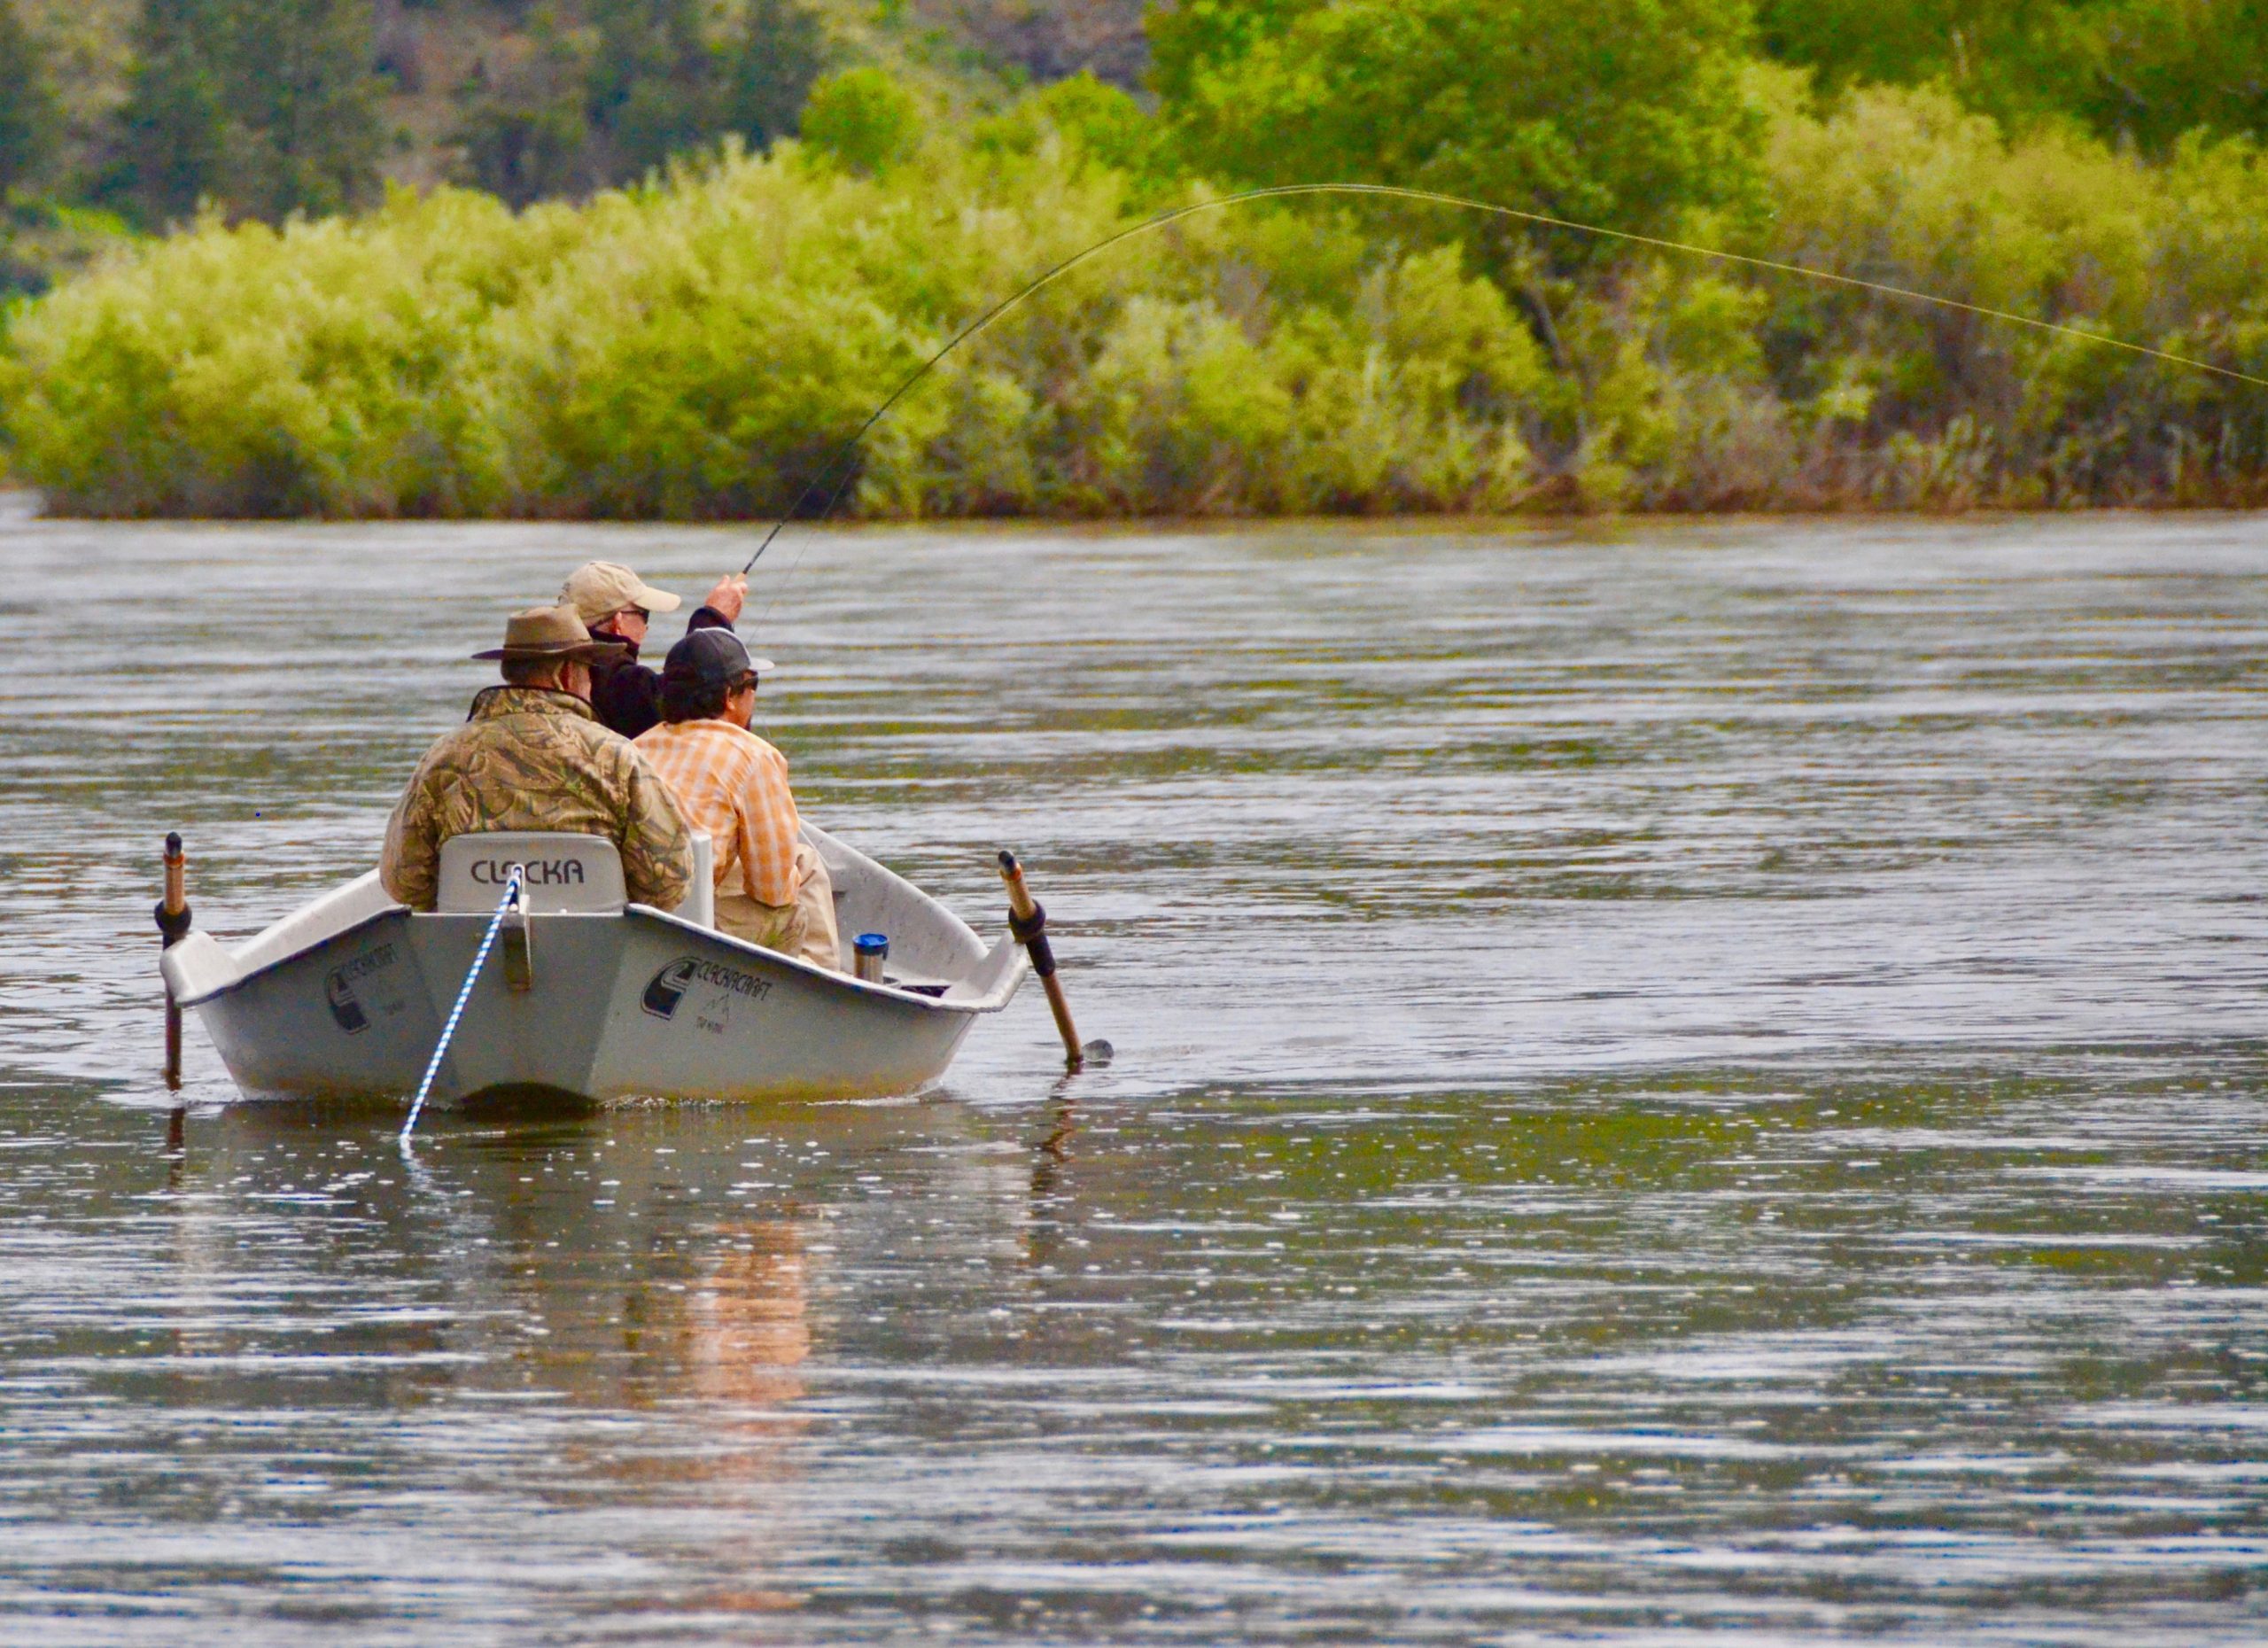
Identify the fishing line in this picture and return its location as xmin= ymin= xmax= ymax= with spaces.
xmin=743 ymin=179 xmax=2268 ymax=600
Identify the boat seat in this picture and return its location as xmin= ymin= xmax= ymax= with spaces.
xmin=436 ymin=833 xmax=628 ymax=914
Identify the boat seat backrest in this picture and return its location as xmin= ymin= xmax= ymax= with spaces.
xmin=435 ymin=832 xmax=627 ymax=914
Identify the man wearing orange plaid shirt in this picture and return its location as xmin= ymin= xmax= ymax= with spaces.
xmin=634 ymin=629 xmax=841 ymax=971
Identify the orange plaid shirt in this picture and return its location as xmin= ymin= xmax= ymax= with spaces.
xmin=633 ymin=719 xmax=804 ymax=906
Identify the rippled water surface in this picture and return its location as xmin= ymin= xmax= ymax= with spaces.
xmin=3 ymin=508 xmax=2265 ymax=1644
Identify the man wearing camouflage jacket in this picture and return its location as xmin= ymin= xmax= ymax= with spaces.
xmin=381 ymin=606 xmax=695 ymax=913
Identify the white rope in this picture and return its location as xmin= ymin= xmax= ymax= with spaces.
xmin=400 ymin=865 xmax=523 ymax=1149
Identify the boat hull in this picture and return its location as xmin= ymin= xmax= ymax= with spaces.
xmin=191 ymin=905 xmax=991 ymax=1107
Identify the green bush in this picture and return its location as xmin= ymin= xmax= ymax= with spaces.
xmin=5 ymin=69 xmax=2268 ymax=517
xmin=1147 ymin=0 xmax=1767 ymax=260
xmin=1756 ymin=0 xmax=2268 ymax=155
xmin=798 ymin=68 xmax=922 ymax=176
xmin=1741 ymin=77 xmax=2268 ymax=504
xmin=0 ymin=89 xmax=1559 ymax=517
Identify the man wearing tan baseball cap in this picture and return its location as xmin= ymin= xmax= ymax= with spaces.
xmin=559 ymin=561 xmax=748 ymax=741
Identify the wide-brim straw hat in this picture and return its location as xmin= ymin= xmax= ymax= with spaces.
xmin=471 ymin=605 xmax=630 ymax=664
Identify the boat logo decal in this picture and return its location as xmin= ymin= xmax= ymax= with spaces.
xmin=323 ymin=943 xmax=396 ymax=1035
xmin=642 ymin=959 xmax=697 ymax=1019
xmin=642 ymin=955 xmax=773 ymax=1022
xmin=470 ymin=857 xmax=587 ymax=886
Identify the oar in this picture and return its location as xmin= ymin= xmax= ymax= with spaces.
xmin=156 ymin=832 xmax=191 ymax=1092
xmin=998 ymin=850 xmax=1110 ymax=1072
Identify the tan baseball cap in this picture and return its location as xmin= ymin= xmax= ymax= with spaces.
xmin=558 ymin=561 xmax=685 ymax=625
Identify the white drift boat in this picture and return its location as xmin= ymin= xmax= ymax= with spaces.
xmin=159 ymin=827 xmax=1028 ymax=1107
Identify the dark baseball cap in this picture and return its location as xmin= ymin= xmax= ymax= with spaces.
xmin=661 ymin=627 xmax=775 ymax=688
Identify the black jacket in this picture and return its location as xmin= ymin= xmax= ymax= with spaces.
xmin=588 ymin=605 xmax=734 ymax=741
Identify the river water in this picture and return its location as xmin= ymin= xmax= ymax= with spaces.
xmin=1 ymin=506 xmax=2264 ymax=1644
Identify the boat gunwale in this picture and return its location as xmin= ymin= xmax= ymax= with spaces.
xmin=177 ymin=903 xmax=1020 ymax=1017
xmin=630 ymin=904 xmax=1021 ymax=1014
xmin=173 ymin=905 xmax=408 ymax=1010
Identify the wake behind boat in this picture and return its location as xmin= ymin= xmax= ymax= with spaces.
xmin=160 ymin=825 xmax=1028 ymax=1107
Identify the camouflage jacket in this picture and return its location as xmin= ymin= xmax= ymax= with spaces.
xmin=380 ymin=687 xmax=695 ymax=913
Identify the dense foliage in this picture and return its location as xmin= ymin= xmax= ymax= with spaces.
xmin=7 ymin=66 xmax=2266 ymax=518
xmin=5 ymin=0 xmax=2264 ymax=245
xmin=0 ymin=0 xmax=834 ymax=243
xmin=3 ymin=0 xmax=2267 ymax=515
xmin=454 ymin=0 xmax=828 ymax=206
xmin=1149 ymin=0 xmax=1765 ymax=253
xmin=1756 ymin=0 xmax=2268 ymax=154
xmin=105 ymin=0 xmax=387 ymax=226
xmin=0 ymin=0 xmax=57 ymax=198
xmin=0 ymin=128 xmax=1539 ymax=517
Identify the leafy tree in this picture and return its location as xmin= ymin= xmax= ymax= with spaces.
xmin=453 ymin=9 xmax=597 ymax=206
xmin=2077 ymin=1 xmax=2268 ymax=150
xmin=107 ymin=0 xmax=384 ymax=226
xmin=586 ymin=0 xmax=714 ymax=180
xmin=0 ymin=0 xmax=58 ymax=197
xmin=1022 ymin=72 xmax=1154 ymax=174
xmin=800 ymin=66 xmax=920 ymax=174
xmin=221 ymin=0 xmax=388 ymax=219
xmin=451 ymin=0 xmax=825 ymax=201
xmin=107 ymin=0 xmax=229 ymax=226
xmin=580 ymin=0 xmax=828 ymax=185
xmin=1755 ymin=0 xmax=2268 ymax=152
xmin=1753 ymin=0 xmax=2055 ymax=95
xmin=1146 ymin=0 xmax=1765 ymax=257
xmin=1145 ymin=0 xmax=1309 ymax=107
xmin=717 ymin=0 xmax=827 ymax=155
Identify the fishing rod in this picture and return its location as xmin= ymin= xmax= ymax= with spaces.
xmin=738 ymin=178 xmax=2268 ymax=578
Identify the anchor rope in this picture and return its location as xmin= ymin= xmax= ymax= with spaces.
xmin=400 ymin=865 xmax=523 ymax=1149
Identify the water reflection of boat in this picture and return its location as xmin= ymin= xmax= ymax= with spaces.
xmin=160 ymin=825 xmax=1026 ymax=1107
xmin=689 ymin=1220 xmax=813 ymax=1409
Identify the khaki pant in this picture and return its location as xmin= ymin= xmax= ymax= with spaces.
xmin=714 ymin=842 xmax=841 ymax=972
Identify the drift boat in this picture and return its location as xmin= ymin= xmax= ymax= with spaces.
xmin=159 ymin=826 xmax=1029 ymax=1107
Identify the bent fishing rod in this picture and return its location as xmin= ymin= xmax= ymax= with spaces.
xmin=737 ymin=178 xmax=2268 ymax=579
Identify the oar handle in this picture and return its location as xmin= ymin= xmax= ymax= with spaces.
xmin=161 ymin=833 xmax=187 ymax=925
xmin=158 ymin=832 xmax=190 ymax=1091
xmin=999 ymin=850 xmax=1084 ymax=1071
